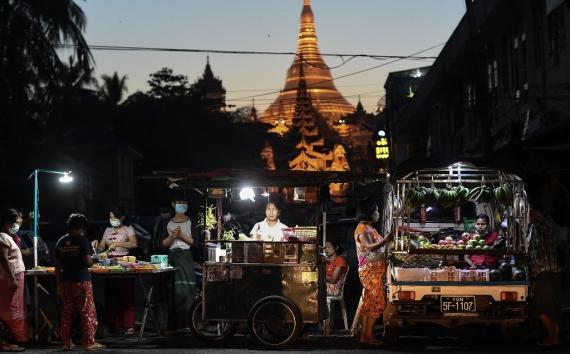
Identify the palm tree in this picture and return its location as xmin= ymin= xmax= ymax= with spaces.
xmin=99 ymin=72 xmax=128 ymax=105
xmin=0 ymin=0 xmax=93 ymax=122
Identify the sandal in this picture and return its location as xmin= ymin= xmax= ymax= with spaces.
xmin=0 ymin=342 xmax=25 ymax=352
xmin=84 ymin=342 xmax=106 ymax=351
xmin=62 ymin=342 xmax=74 ymax=351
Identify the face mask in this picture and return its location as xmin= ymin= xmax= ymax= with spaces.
xmin=160 ymin=213 xmax=171 ymax=219
xmin=9 ymin=224 xmax=20 ymax=234
xmin=110 ymin=219 xmax=121 ymax=227
xmin=175 ymin=204 xmax=188 ymax=214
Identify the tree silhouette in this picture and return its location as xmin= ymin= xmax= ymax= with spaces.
xmin=0 ymin=0 xmax=93 ymax=127
xmin=147 ymin=68 xmax=191 ymax=99
xmin=99 ymin=72 xmax=128 ymax=105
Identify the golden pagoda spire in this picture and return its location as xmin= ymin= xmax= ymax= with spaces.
xmin=261 ymin=0 xmax=354 ymax=128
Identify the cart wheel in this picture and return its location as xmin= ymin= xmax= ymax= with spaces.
xmin=189 ymin=298 xmax=236 ymax=342
xmin=248 ymin=296 xmax=302 ymax=349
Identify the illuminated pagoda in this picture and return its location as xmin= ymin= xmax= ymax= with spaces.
xmin=261 ymin=0 xmax=354 ymax=130
xmin=288 ymin=62 xmax=340 ymax=172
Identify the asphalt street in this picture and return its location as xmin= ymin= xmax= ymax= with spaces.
xmin=19 ymin=326 xmax=569 ymax=353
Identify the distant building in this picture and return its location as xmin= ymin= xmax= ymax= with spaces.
xmin=193 ymin=57 xmax=227 ymax=111
xmin=390 ymin=0 xmax=570 ymax=176
xmin=342 ymin=99 xmax=382 ymax=173
xmin=261 ymin=0 xmax=354 ymax=129
xmin=383 ymin=66 xmax=431 ymax=166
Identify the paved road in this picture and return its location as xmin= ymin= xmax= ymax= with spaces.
xmin=22 ymin=329 xmax=569 ymax=353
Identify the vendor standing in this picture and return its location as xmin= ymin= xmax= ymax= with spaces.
xmin=162 ymin=198 xmax=196 ymax=332
xmin=249 ymin=201 xmax=288 ymax=241
xmin=92 ymin=206 xmax=138 ymax=335
xmin=0 ymin=209 xmax=28 ymax=351
xmin=55 ymin=213 xmax=104 ymax=351
xmin=464 ymin=214 xmax=498 ymax=269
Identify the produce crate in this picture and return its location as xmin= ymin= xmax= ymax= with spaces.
xmin=429 ymin=268 xmax=459 ymax=281
xmin=476 ymin=269 xmax=490 ymax=282
xmin=393 ymin=267 xmax=430 ymax=282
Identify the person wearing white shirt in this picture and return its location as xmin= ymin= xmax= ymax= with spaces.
xmin=249 ymin=202 xmax=288 ymax=241
xmin=161 ymin=198 xmax=196 ymax=332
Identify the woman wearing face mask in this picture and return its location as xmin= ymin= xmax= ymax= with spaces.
xmin=162 ymin=199 xmax=196 ymax=333
xmin=464 ymin=214 xmax=498 ymax=269
xmin=92 ymin=206 xmax=138 ymax=335
xmin=0 ymin=209 xmax=28 ymax=351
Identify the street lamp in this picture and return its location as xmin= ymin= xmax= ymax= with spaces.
xmin=28 ymin=169 xmax=73 ymax=267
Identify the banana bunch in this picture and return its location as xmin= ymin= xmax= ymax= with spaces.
xmin=423 ymin=187 xmax=440 ymax=205
xmin=468 ymin=186 xmax=494 ymax=203
xmin=494 ymin=184 xmax=513 ymax=204
xmin=452 ymin=185 xmax=470 ymax=206
xmin=404 ymin=187 xmax=424 ymax=208
xmin=437 ymin=188 xmax=458 ymax=208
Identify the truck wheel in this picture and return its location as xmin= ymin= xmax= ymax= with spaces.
xmin=189 ymin=298 xmax=236 ymax=342
xmin=248 ymin=296 xmax=302 ymax=349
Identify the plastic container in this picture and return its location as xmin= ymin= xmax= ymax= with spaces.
xmin=150 ymin=255 xmax=169 ymax=269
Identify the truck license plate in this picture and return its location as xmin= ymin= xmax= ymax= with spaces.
xmin=441 ymin=296 xmax=476 ymax=313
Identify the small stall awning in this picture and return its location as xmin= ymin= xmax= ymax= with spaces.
xmin=143 ymin=168 xmax=385 ymax=189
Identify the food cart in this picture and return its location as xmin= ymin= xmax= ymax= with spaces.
xmin=382 ymin=161 xmax=529 ymax=341
xmin=151 ymin=169 xmax=383 ymax=348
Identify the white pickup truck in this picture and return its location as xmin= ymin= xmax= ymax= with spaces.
xmin=382 ymin=163 xmax=529 ymax=341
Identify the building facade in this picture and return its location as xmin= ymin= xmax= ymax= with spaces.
xmin=389 ymin=0 xmax=570 ymax=224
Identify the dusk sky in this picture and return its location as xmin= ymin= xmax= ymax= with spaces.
xmin=78 ymin=0 xmax=466 ymax=112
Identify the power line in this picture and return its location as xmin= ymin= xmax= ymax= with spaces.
xmin=58 ymin=44 xmax=438 ymax=60
xmin=227 ymin=82 xmax=381 ymax=93
xmin=58 ymin=42 xmax=444 ymax=105
xmin=226 ymin=41 xmax=446 ymax=102
xmin=229 ymin=90 xmax=383 ymax=102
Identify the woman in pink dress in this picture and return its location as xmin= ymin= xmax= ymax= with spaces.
xmin=92 ymin=206 xmax=138 ymax=335
xmin=0 ymin=209 xmax=28 ymax=352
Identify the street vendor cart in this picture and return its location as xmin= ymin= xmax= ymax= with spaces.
xmin=150 ymin=169 xmax=383 ymax=348
xmin=382 ymin=161 xmax=529 ymax=341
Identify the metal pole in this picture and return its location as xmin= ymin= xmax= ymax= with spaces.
xmin=32 ymin=169 xmax=40 ymax=341
xmin=33 ymin=169 xmax=38 ymax=268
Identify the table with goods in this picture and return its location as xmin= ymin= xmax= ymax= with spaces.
xmin=25 ymin=255 xmax=176 ymax=343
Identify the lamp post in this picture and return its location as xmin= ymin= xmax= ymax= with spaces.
xmin=27 ymin=169 xmax=73 ymax=341
xmin=28 ymin=169 xmax=74 ymax=267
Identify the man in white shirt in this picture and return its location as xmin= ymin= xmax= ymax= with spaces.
xmin=249 ymin=202 xmax=288 ymax=241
